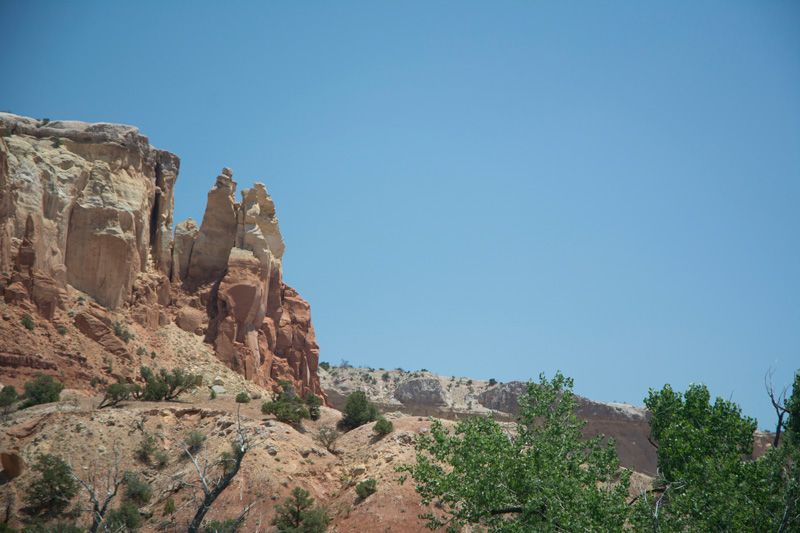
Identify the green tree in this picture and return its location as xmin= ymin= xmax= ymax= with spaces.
xmin=261 ymin=382 xmax=311 ymax=424
xmin=632 ymin=380 xmax=800 ymax=532
xmin=400 ymin=372 xmax=630 ymax=532
xmin=0 ymin=385 xmax=19 ymax=420
xmin=23 ymin=454 xmax=79 ymax=517
xmin=137 ymin=366 xmax=198 ymax=401
xmin=21 ymin=373 xmax=64 ymax=409
xmin=270 ymin=486 xmax=331 ymax=533
xmin=97 ymin=382 xmax=130 ymax=409
xmin=337 ymin=391 xmax=379 ymax=431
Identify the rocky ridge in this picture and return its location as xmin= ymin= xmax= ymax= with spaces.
xmin=0 ymin=113 xmax=323 ymax=400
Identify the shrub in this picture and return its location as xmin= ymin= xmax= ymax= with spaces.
xmin=57 ymin=327 xmax=67 ymax=335
xmin=356 ymin=478 xmax=377 ymax=499
xmin=124 ymin=473 xmax=152 ymax=505
xmin=21 ymin=373 xmax=64 ymax=409
xmin=271 ymin=486 xmax=331 ymax=533
xmin=138 ymin=365 xmax=198 ymax=401
xmin=337 ymin=391 xmax=379 ymax=431
xmin=261 ymin=382 xmax=314 ymax=424
xmin=112 ymin=321 xmax=133 ymax=343
xmin=488 ymin=378 xmax=497 ymax=386
xmin=304 ymin=393 xmax=322 ymax=420
xmin=163 ymin=497 xmax=176 ymax=515
xmin=184 ymin=429 xmax=206 ymax=455
xmin=23 ymin=454 xmax=78 ymax=516
xmin=319 ymin=361 xmax=330 ymax=371
xmin=382 ymin=372 xmax=390 ymax=382
xmin=106 ymin=499 xmax=142 ymax=530
xmin=0 ymin=385 xmax=19 ymax=421
xmin=136 ymin=346 xmax=146 ymax=356
xmin=98 ymin=382 xmax=130 ymax=409
xmin=154 ymin=450 xmax=170 ymax=469
xmin=22 ymin=313 xmax=35 ymax=331
xmin=202 ymin=518 xmax=240 ymax=532
xmin=134 ymin=434 xmax=158 ymax=464
xmin=373 ymin=418 xmax=394 ymax=435
xmin=53 ymin=136 xmax=62 ymax=148
xmin=313 ymin=426 xmax=341 ymax=454
xmin=235 ymin=392 xmax=251 ymax=404
xmin=210 ymin=389 xmax=217 ymax=400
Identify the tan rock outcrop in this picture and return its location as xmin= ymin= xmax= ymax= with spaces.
xmin=180 ymin=171 xmax=324 ymax=400
xmin=171 ymin=218 xmax=198 ymax=283
xmin=0 ymin=113 xmax=179 ymax=309
xmin=185 ymin=174 xmax=238 ymax=287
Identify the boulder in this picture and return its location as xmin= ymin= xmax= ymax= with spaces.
xmin=175 ymin=308 xmax=206 ymax=334
xmin=394 ymin=379 xmax=450 ymax=406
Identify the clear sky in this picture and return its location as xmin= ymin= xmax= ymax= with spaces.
xmin=2 ymin=1 xmax=798 ymax=429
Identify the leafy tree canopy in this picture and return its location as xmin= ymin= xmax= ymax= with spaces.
xmin=633 ymin=379 xmax=800 ymax=532
xmin=400 ymin=372 xmax=630 ymax=532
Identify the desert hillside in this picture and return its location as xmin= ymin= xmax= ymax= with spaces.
xmin=0 ymin=114 xmax=779 ymax=532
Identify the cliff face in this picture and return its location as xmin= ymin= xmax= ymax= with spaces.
xmin=0 ymin=113 xmax=324 ymax=400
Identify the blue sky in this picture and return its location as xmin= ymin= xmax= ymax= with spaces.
xmin=2 ymin=1 xmax=798 ymax=429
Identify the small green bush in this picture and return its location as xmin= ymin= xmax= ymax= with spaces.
xmin=154 ymin=450 xmax=169 ymax=469
xmin=106 ymin=500 xmax=142 ymax=530
xmin=136 ymin=346 xmax=146 ymax=356
xmin=488 ymin=378 xmax=497 ymax=386
xmin=112 ymin=321 xmax=133 ymax=343
xmin=210 ymin=389 xmax=217 ymax=400
xmin=261 ymin=382 xmax=316 ymax=424
xmin=57 ymin=327 xmax=67 ymax=335
xmin=319 ymin=361 xmax=331 ymax=371
xmin=184 ymin=429 xmax=206 ymax=455
xmin=356 ymin=478 xmax=377 ymax=499
xmin=163 ymin=497 xmax=176 ymax=515
xmin=235 ymin=392 xmax=251 ymax=404
xmin=53 ymin=136 xmax=62 ymax=148
xmin=202 ymin=518 xmax=241 ymax=532
xmin=313 ymin=426 xmax=341 ymax=454
xmin=134 ymin=435 xmax=157 ymax=463
xmin=22 ymin=313 xmax=35 ymax=331
xmin=304 ymin=393 xmax=322 ymax=420
xmin=373 ymin=418 xmax=394 ymax=435
xmin=21 ymin=373 xmax=64 ymax=409
xmin=382 ymin=372 xmax=390 ymax=382
xmin=124 ymin=473 xmax=152 ymax=505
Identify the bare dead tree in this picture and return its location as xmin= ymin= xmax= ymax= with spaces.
xmin=67 ymin=443 xmax=142 ymax=533
xmin=161 ymin=407 xmax=259 ymax=533
xmin=765 ymin=365 xmax=790 ymax=448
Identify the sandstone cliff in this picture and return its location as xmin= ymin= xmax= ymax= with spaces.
xmin=0 ymin=113 xmax=323 ymax=400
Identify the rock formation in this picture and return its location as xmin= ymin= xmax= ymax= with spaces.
xmin=178 ymin=171 xmax=323 ymax=399
xmin=394 ymin=378 xmax=450 ymax=406
xmin=0 ymin=114 xmax=324 ymax=401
